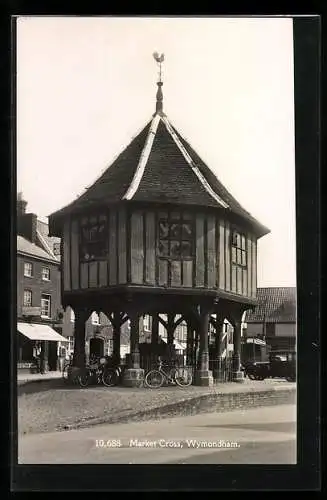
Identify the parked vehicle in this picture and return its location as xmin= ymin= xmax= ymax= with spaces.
xmin=243 ymin=350 xmax=296 ymax=382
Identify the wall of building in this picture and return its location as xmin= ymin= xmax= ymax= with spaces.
xmin=17 ymin=254 xmax=61 ymax=320
xmin=244 ymin=323 xmax=264 ymax=337
xmin=275 ymin=323 xmax=296 ymax=337
xmin=63 ymin=207 xmax=257 ymax=299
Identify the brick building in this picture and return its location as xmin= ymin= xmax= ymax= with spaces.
xmin=244 ymin=287 xmax=296 ymax=351
xmin=17 ymin=193 xmax=131 ymax=371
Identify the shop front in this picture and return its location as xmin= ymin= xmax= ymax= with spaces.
xmin=17 ymin=322 xmax=69 ymax=374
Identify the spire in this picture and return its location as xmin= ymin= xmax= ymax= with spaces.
xmin=152 ymin=52 xmax=165 ymax=116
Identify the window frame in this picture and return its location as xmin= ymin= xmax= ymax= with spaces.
xmin=231 ymin=229 xmax=247 ymax=268
xmin=158 ymin=211 xmax=194 ymax=261
xmin=79 ymin=214 xmax=108 ymax=263
xmin=41 ymin=266 xmax=50 ymax=281
xmin=24 ymin=262 xmax=33 ymax=278
xmin=41 ymin=294 xmax=51 ymax=319
xmin=23 ymin=289 xmax=32 ymax=307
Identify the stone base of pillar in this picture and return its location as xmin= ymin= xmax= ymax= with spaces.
xmin=232 ymin=370 xmax=245 ymax=383
xmin=194 ymin=369 xmax=214 ymax=386
xmin=123 ymin=368 xmax=144 ymax=387
xmin=212 ymin=369 xmax=225 ymax=382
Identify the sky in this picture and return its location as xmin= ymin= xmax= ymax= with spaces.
xmin=16 ymin=16 xmax=296 ymax=287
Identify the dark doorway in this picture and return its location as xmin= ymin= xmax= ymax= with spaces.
xmin=48 ymin=341 xmax=58 ymax=371
xmin=90 ymin=337 xmax=104 ymax=358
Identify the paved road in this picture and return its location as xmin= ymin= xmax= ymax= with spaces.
xmin=18 ymin=404 xmax=296 ymax=464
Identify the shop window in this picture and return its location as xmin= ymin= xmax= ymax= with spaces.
xmin=80 ymin=214 xmax=108 ymax=262
xmin=41 ymin=294 xmax=51 ymax=318
xmin=158 ymin=213 xmax=193 ymax=260
xmin=231 ymin=230 xmax=247 ymax=267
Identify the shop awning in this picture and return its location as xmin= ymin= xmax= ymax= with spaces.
xmin=17 ymin=322 xmax=68 ymax=342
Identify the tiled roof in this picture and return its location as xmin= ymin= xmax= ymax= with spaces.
xmin=17 ymin=235 xmax=59 ymax=264
xmin=245 ymin=287 xmax=296 ymax=323
xmin=49 ymin=112 xmax=269 ymax=239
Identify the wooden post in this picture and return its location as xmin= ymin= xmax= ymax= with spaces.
xmin=151 ymin=313 xmax=159 ymax=367
xmin=129 ymin=311 xmax=140 ymax=368
xmin=195 ymin=306 xmax=213 ymax=386
xmin=213 ymin=318 xmax=224 ymax=381
xmin=186 ymin=321 xmax=194 ymax=366
xmin=123 ymin=310 xmax=144 ymax=387
xmin=167 ymin=312 xmax=175 ymax=345
xmin=72 ymin=308 xmax=89 ymax=369
xmin=232 ymin=318 xmax=244 ymax=382
xmin=112 ymin=312 xmax=121 ymax=366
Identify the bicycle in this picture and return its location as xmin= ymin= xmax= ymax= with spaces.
xmin=62 ymin=358 xmax=73 ymax=383
xmin=77 ymin=356 xmax=122 ymax=388
xmin=144 ymin=360 xmax=193 ymax=389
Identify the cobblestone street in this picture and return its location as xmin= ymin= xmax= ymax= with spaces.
xmin=18 ymin=378 xmax=296 ymax=435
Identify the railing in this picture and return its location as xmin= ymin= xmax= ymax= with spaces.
xmin=209 ymin=357 xmax=234 ymax=383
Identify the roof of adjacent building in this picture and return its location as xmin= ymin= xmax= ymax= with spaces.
xmin=49 ymin=80 xmax=270 ymax=239
xmin=17 ymin=235 xmax=59 ymax=264
xmin=36 ymin=219 xmax=60 ymax=261
xmin=245 ymin=287 xmax=297 ymax=323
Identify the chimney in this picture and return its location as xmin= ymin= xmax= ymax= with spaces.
xmin=17 ymin=193 xmax=38 ymax=244
xmin=17 ymin=192 xmax=27 ymax=215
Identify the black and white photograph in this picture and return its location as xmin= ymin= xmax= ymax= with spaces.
xmin=14 ymin=16 xmax=301 ymax=469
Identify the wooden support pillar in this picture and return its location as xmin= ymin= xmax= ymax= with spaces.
xmin=123 ymin=310 xmax=144 ymax=387
xmin=151 ymin=313 xmax=159 ymax=366
xmin=112 ymin=312 xmax=121 ymax=367
xmin=195 ymin=307 xmax=213 ymax=386
xmin=213 ymin=318 xmax=224 ymax=381
xmin=129 ymin=312 xmax=140 ymax=368
xmin=232 ymin=319 xmax=243 ymax=381
xmin=186 ymin=321 xmax=194 ymax=366
xmin=72 ymin=308 xmax=89 ymax=369
xmin=151 ymin=313 xmax=159 ymax=346
xmin=167 ymin=313 xmax=175 ymax=345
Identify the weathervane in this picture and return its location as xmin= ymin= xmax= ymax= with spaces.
xmin=152 ymin=52 xmax=165 ymax=116
xmin=153 ymin=52 xmax=165 ymax=83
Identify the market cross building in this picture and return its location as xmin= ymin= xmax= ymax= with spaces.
xmin=48 ymin=54 xmax=270 ymax=386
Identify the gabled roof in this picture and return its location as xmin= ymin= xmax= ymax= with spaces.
xmin=49 ymin=83 xmax=270 ymax=239
xmin=36 ymin=218 xmax=60 ymax=261
xmin=17 ymin=235 xmax=59 ymax=264
xmin=245 ymin=287 xmax=296 ymax=323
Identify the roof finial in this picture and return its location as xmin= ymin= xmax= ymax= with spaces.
xmin=152 ymin=52 xmax=165 ymax=116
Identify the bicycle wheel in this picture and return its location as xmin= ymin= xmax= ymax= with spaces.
xmin=174 ymin=367 xmax=193 ymax=387
xmin=144 ymin=369 xmax=164 ymax=389
xmin=78 ymin=369 xmax=90 ymax=388
xmin=102 ymin=368 xmax=118 ymax=387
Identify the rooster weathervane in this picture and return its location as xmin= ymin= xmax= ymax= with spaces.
xmin=153 ymin=52 xmax=165 ymax=82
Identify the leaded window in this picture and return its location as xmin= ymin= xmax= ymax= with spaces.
xmin=80 ymin=214 xmax=108 ymax=262
xmin=158 ymin=212 xmax=193 ymax=260
xmin=231 ymin=230 xmax=247 ymax=267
